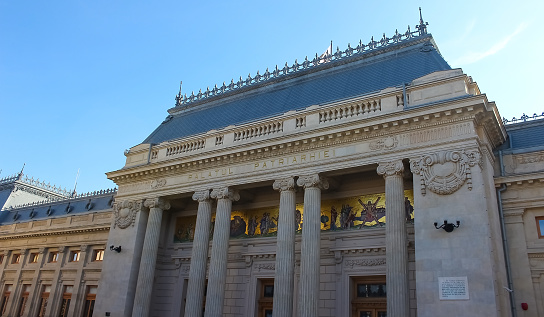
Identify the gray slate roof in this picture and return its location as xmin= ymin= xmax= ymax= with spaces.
xmin=497 ymin=118 xmax=544 ymax=153
xmin=143 ymin=34 xmax=451 ymax=145
xmin=0 ymin=193 xmax=115 ymax=225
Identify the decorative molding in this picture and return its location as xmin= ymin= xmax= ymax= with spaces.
xmin=297 ymin=174 xmax=329 ymax=190
xmin=410 ymin=149 xmax=481 ymax=195
xmin=273 ymin=177 xmax=296 ymax=192
xmin=192 ymin=190 xmax=211 ymax=202
xmin=370 ymin=136 xmax=398 ymax=151
xmin=150 ymin=178 xmax=167 ymax=189
xmin=144 ymin=197 xmax=171 ymax=211
xmin=113 ymin=200 xmax=142 ymax=229
xmin=210 ymin=187 xmax=240 ymax=201
xmin=345 ymin=258 xmax=386 ymax=268
xmin=377 ymin=160 xmax=404 ymax=177
xmin=516 ymin=153 xmax=544 ymax=165
xmin=254 ymin=263 xmax=275 ymax=271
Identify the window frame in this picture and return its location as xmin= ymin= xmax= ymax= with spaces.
xmin=92 ymin=249 xmax=104 ymax=262
xmin=49 ymin=252 xmax=59 ymax=263
xmin=69 ymin=251 xmax=81 ymax=262
xmin=536 ymin=216 xmax=544 ymax=238
xmin=29 ymin=253 xmax=39 ymax=263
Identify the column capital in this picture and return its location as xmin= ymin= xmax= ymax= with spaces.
xmin=210 ymin=187 xmax=240 ymax=201
xmin=39 ymin=247 xmax=46 ymax=254
xmin=58 ymin=246 xmax=67 ymax=254
xmin=377 ymin=160 xmax=404 ymax=178
xmin=273 ymin=177 xmax=296 ymax=192
xmin=192 ymin=190 xmax=212 ymax=202
xmin=20 ymin=248 xmax=28 ymax=255
xmin=144 ymin=197 xmax=171 ymax=210
xmin=80 ymin=244 xmax=89 ymax=252
xmin=297 ymin=174 xmax=329 ymax=190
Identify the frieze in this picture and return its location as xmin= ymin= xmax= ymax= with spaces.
xmin=410 ymin=149 xmax=481 ymax=196
xmin=113 ymin=200 xmax=142 ymax=229
xmin=345 ymin=258 xmax=386 ymax=268
xmin=516 ymin=153 xmax=544 ymax=165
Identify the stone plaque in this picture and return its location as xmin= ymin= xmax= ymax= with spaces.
xmin=438 ymin=277 xmax=469 ymax=300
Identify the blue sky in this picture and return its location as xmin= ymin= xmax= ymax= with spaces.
xmin=1 ymin=0 xmax=542 ymax=194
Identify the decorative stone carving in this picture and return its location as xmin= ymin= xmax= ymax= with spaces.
xmin=113 ymin=200 xmax=143 ymax=229
xmin=255 ymin=263 xmax=276 ymax=271
xmin=192 ymin=190 xmax=211 ymax=202
xmin=80 ymin=245 xmax=88 ymax=252
xmin=410 ymin=150 xmax=481 ymax=195
xmin=345 ymin=258 xmax=386 ymax=268
xmin=210 ymin=187 xmax=240 ymax=201
xmin=370 ymin=136 xmax=398 ymax=151
xmin=377 ymin=160 xmax=404 ymax=177
xmin=296 ymin=174 xmax=329 ymax=190
xmin=144 ymin=197 xmax=171 ymax=211
xmin=58 ymin=246 xmax=66 ymax=253
xmin=273 ymin=177 xmax=295 ymax=192
xmin=150 ymin=178 xmax=167 ymax=189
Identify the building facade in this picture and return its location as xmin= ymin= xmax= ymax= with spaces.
xmin=1 ymin=18 xmax=544 ymax=317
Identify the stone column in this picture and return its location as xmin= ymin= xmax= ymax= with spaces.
xmin=297 ymin=174 xmax=328 ymax=317
xmin=184 ymin=190 xmax=213 ymax=317
xmin=132 ymin=198 xmax=170 ymax=317
xmin=272 ymin=177 xmax=296 ymax=317
xmin=377 ymin=160 xmax=408 ymax=316
xmin=204 ymin=187 xmax=239 ymax=317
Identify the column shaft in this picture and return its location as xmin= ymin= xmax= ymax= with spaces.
xmin=133 ymin=198 xmax=170 ymax=317
xmin=273 ymin=178 xmax=296 ymax=317
xmin=204 ymin=188 xmax=239 ymax=317
xmin=378 ymin=161 xmax=409 ymax=316
xmin=185 ymin=191 xmax=213 ymax=317
xmin=297 ymin=174 xmax=328 ymax=317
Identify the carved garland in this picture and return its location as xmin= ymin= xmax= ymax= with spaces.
xmin=113 ymin=200 xmax=142 ymax=229
xmin=410 ymin=150 xmax=481 ymax=196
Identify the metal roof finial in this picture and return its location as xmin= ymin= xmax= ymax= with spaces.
xmin=417 ymin=7 xmax=428 ymax=35
xmin=18 ymin=163 xmax=25 ymax=180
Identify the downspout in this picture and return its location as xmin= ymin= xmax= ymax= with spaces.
xmin=497 ymin=149 xmax=516 ymax=317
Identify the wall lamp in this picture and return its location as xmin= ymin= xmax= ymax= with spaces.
xmin=434 ymin=220 xmax=460 ymax=233
xmin=110 ymin=245 xmax=122 ymax=253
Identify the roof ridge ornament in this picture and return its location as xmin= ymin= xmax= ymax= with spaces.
xmin=173 ymin=10 xmax=431 ymax=109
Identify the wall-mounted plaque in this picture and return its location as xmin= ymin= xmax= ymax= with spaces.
xmin=439 ymin=277 xmax=469 ymax=300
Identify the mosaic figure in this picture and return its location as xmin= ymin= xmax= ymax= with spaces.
xmin=230 ymin=215 xmax=246 ymax=237
xmin=340 ymin=204 xmax=350 ymax=229
xmin=186 ymin=223 xmax=194 ymax=240
xmin=344 ymin=205 xmax=356 ymax=229
xmin=405 ymin=197 xmax=414 ymax=221
xmin=247 ymin=215 xmax=258 ymax=236
xmin=358 ymin=197 xmax=382 ymax=227
xmin=295 ymin=209 xmax=302 ymax=231
xmin=330 ymin=206 xmax=338 ymax=230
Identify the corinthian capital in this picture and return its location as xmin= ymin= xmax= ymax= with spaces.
xmin=144 ymin=197 xmax=171 ymax=211
xmin=210 ymin=187 xmax=240 ymax=201
xmin=273 ymin=177 xmax=296 ymax=192
xmin=296 ymin=174 xmax=329 ymax=190
xmin=192 ymin=190 xmax=212 ymax=202
xmin=377 ymin=160 xmax=404 ymax=178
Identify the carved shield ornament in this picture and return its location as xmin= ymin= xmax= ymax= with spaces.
xmin=113 ymin=200 xmax=142 ymax=229
xmin=410 ymin=150 xmax=481 ymax=196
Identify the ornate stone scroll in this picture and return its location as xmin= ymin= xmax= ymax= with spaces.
xmin=113 ymin=200 xmax=142 ymax=229
xmin=273 ymin=177 xmax=296 ymax=192
xmin=296 ymin=174 xmax=329 ymax=190
xmin=144 ymin=197 xmax=171 ymax=211
xmin=210 ymin=187 xmax=240 ymax=201
xmin=192 ymin=189 xmax=211 ymax=202
xmin=410 ymin=150 xmax=481 ymax=196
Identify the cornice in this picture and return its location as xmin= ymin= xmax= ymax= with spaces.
xmin=110 ymin=101 xmax=491 ymax=187
xmin=494 ymin=171 xmax=544 ymax=187
xmin=0 ymin=226 xmax=110 ymax=241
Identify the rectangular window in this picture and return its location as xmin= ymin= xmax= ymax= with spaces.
xmin=16 ymin=284 xmax=30 ymax=317
xmin=0 ymin=285 xmax=12 ymax=316
xmin=37 ymin=285 xmax=51 ymax=317
xmin=30 ymin=253 xmax=39 ymax=263
xmin=82 ymin=286 xmax=97 ymax=317
xmin=92 ymin=250 xmax=104 ymax=262
xmin=49 ymin=252 xmax=59 ymax=263
xmin=0 ymin=255 xmax=4 ymax=264
xmin=69 ymin=251 xmax=80 ymax=262
xmin=258 ymin=279 xmax=274 ymax=317
xmin=12 ymin=254 xmax=21 ymax=264
xmin=536 ymin=216 xmax=544 ymax=238
xmin=58 ymin=285 xmax=73 ymax=317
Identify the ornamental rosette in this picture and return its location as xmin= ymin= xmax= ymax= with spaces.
xmin=410 ymin=149 xmax=481 ymax=196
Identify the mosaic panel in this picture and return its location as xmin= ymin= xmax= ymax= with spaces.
xmin=174 ymin=190 xmax=414 ymax=242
